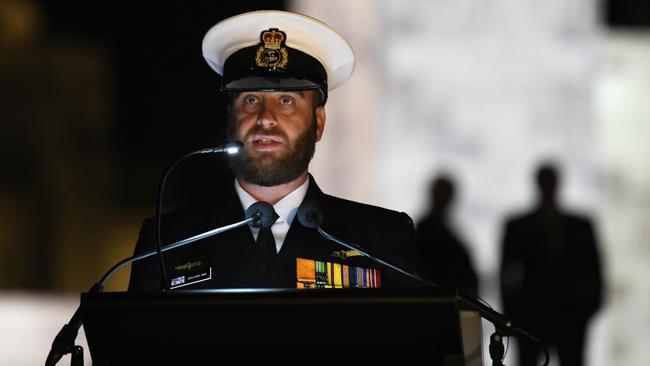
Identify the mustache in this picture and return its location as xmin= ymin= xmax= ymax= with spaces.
xmin=244 ymin=125 xmax=289 ymax=143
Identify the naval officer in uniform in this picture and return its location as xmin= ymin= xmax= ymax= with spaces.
xmin=129 ymin=10 xmax=421 ymax=291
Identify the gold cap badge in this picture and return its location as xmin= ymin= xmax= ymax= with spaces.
xmin=255 ymin=28 xmax=289 ymax=69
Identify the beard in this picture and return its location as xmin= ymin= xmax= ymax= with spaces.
xmin=226 ymin=115 xmax=317 ymax=187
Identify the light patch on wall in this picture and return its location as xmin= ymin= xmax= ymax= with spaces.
xmin=596 ymin=30 xmax=650 ymax=366
xmin=292 ymin=1 xmax=613 ymax=365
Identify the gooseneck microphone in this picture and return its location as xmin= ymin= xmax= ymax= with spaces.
xmin=296 ymin=200 xmax=426 ymax=283
xmin=102 ymin=201 xmax=274 ymax=288
xmin=155 ymin=141 xmax=242 ymax=292
xmin=296 ymin=199 xmax=550 ymax=366
xmin=45 ymin=200 xmax=275 ymax=366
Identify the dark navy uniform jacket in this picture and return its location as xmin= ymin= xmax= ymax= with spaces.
xmin=128 ymin=176 xmax=422 ymax=291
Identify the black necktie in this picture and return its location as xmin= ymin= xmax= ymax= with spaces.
xmin=257 ymin=226 xmax=277 ymax=259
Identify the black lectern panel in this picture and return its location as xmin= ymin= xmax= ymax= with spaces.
xmin=82 ymin=288 xmax=470 ymax=365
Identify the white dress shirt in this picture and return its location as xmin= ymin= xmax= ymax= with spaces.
xmin=234 ymin=178 xmax=309 ymax=254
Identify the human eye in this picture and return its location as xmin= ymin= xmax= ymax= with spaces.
xmin=279 ymin=95 xmax=295 ymax=105
xmin=242 ymin=95 xmax=259 ymax=105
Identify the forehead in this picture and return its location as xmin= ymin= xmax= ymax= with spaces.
xmin=234 ymin=90 xmax=311 ymax=98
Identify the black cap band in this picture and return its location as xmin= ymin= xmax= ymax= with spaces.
xmin=221 ymin=28 xmax=328 ymax=104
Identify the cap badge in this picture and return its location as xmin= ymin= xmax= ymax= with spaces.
xmin=255 ymin=28 xmax=289 ymax=69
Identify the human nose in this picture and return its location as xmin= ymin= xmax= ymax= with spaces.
xmin=256 ymin=102 xmax=278 ymax=128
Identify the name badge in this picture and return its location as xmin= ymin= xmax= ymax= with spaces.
xmin=169 ymin=260 xmax=212 ymax=289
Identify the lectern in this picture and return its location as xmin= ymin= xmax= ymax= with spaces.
xmin=81 ymin=288 xmax=483 ymax=365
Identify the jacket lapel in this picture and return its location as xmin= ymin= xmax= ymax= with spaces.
xmin=280 ymin=176 xmax=349 ymax=263
xmin=201 ymin=181 xmax=270 ymax=287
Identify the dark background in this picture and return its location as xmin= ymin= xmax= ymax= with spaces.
xmin=605 ymin=0 xmax=650 ymax=27
xmin=1 ymin=1 xmax=285 ymax=291
xmin=0 ymin=0 xmax=647 ymax=291
xmin=41 ymin=1 xmax=286 ymax=207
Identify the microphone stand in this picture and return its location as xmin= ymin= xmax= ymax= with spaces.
xmin=455 ymin=295 xmax=549 ymax=366
xmin=45 ymin=216 xmax=255 ymax=366
xmin=46 ymin=143 xmax=250 ymax=366
xmin=316 ymin=226 xmax=425 ymax=284
xmin=489 ymin=332 xmax=506 ymax=366
xmin=299 ymin=203 xmax=549 ymax=366
xmin=320 ymin=225 xmax=548 ymax=365
xmin=154 ymin=142 xmax=242 ymax=291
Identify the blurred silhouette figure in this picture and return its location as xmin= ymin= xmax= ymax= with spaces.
xmin=500 ymin=164 xmax=603 ymax=366
xmin=416 ymin=175 xmax=478 ymax=297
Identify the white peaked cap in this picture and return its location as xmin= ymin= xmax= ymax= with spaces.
xmin=202 ymin=10 xmax=355 ymax=91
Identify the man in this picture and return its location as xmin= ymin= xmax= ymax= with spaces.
xmin=500 ymin=164 xmax=603 ymax=366
xmin=416 ymin=175 xmax=478 ymax=297
xmin=129 ymin=10 xmax=420 ymax=291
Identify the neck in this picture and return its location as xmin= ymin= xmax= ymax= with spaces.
xmin=237 ymin=172 xmax=309 ymax=205
xmin=535 ymin=198 xmax=558 ymax=215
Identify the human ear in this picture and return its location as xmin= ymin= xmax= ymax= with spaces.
xmin=315 ymin=106 xmax=326 ymax=142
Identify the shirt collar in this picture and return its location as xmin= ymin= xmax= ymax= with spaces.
xmin=234 ymin=178 xmax=309 ymax=226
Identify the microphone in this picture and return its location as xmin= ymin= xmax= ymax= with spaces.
xmin=296 ymin=199 xmax=549 ymax=362
xmin=295 ymin=200 xmax=323 ymax=229
xmin=197 ymin=141 xmax=243 ymax=155
xmin=47 ymin=142 xmax=242 ymax=366
xmin=46 ymin=201 xmax=275 ymax=366
xmin=155 ymin=141 xmax=243 ymax=292
xmin=247 ymin=201 xmax=279 ymax=229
